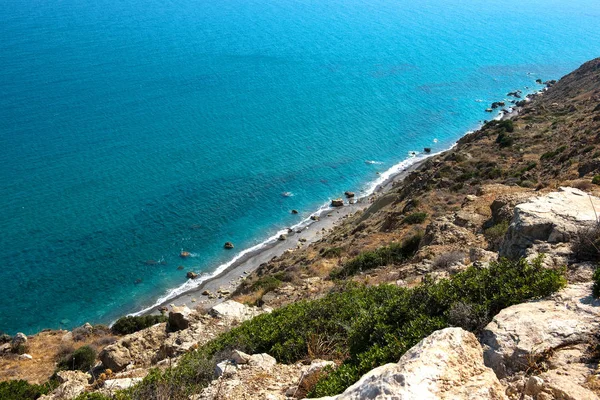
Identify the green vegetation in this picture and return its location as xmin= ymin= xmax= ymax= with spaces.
xmin=540 ymin=145 xmax=568 ymax=160
xmin=330 ymin=233 xmax=422 ymax=278
xmin=402 ymin=212 xmax=428 ymax=225
xmin=57 ymin=345 xmax=97 ymax=372
xmin=0 ymin=379 xmax=58 ymax=400
xmin=484 ymin=221 xmax=510 ymax=250
xmin=111 ymin=315 xmax=168 ymax=335
xmin=496 ymin=131 xmax=514 ymax=147
xmin=92 ymin=256 xmax=565 ymax=399
xmin=593 ymin=175 xmax=600 ymax=185
xmin=321 ymin=247 xmax=343 ymax=258
xmin=593 ymin=267 xmax=600 ymax=298
xmin=248 ymin=273 xmax=287 ymax=293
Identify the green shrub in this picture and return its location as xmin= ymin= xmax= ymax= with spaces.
xmin=331 ymin=233 xmax=422 ymax=278
xmin=57 ymin=345 xmax=97 ymax=372
xmin=111 ymin=315 xmax=168 ymax=335
xmin=0 ymin=379 xmax=58 ymax=400
xmin=496 ymin=131 xmax=514 ymax=147
xmin=593 ymin=175 xmax=600 ymax=185
xmin=593 ymin=267 xmax=600 ymax=298
xmin=402 ymin=212 xmax=428 ymax=225
xmin=321 ymin=247 xmax=343 ymax=258
xmin=249 ymin=275 xmax=283 ymax=293
xmin=540 ymin=145 xmax=568 ymax=161
xmin=484 ymin=221 xmax=510 ymax=250
xmin=118 ymin=256 xmax=564 ymax=400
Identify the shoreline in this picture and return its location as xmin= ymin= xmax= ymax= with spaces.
xmin=140 ymin=153 xmax=434 ymax=315
xmin=134 ymin=88 xmax=543 ymax=318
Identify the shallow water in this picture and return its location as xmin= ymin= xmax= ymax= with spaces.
xmin=1 ymin=0 xmax=599 ymax=334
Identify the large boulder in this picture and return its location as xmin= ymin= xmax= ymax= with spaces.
xmin=490 ymin=192 xmax=533 ymax=225
xmin=481 ymin=283 xmax=600 ymax=379
xmin=420 ymin=217 xmax=473 ymax=247
xmin=209 ymin=300 xmax=267 ymax=322
xmin=313 ymin=328 xmax=506 ymax=399
xmin=500 ymin=187 xmax=600 ymax=259
xmin=168 ymin=305 xmax=193 ymax=331
xmin=99 ymin=323 xmax=167 ymax=372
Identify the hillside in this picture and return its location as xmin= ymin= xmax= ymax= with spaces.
xmin=1 ymin=57 xmax=600 ymax=400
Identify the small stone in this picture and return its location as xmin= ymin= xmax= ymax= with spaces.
xmin=177 ymin=265 xmax=184 ymax=270
xmin=291 ymin=209 xmax=299 ymax=214
xmin=278 ymin=234 xmax=287 ymax=241
xmin=224 ymin=241 xmax=234 ymax=249
xmin=202 ymin=290 xmax=211 ymax=296
xmin=525 ymin=376 xmax=545 ymax=396
xmin=331 ymin=198 xmax=344 ymax=207
xmin=310 ymin=215 xmax=320 ymax=221
xmin=344 ymin=191 xmax=355 ymax=198
xmin=231 ymin=350 xmax=251 ymax=365
xmin=180 ymin=251 xmax=191 ymax=258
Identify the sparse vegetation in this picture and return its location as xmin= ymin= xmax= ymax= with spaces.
xmin=484 ymin=221 xmax=510 ymax=250
xmin=0 ymin=380 xmax=58 ymax=400
xmin=593 ymin=175 xmax=600 ymax=185
xmin=111 ymin=315 xmax=168 ymax=335
xmin=593 ymin=267 xmax=600 ymax=298
xmin=321 ymin=247 xmax=343 ymax=258
xmin=402 ymin=212 xmax=428 ymax=225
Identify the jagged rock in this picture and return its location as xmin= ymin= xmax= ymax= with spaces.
xmin=39 ymin=371 xmax=90 ymax=400
xmin=168 ymin=305 xmax=193 ymax=331
xmin=102 ymin=377 xmax=142 ymax=392
xmin=344 ymin=191 xmax=355 ymax=198
xmin=231 ymin=350 xmax=252 ymax=365
xmin=313 ymin=328 xmax=506 ymax=400
xmin=224 ymin=242 xmax=234 ymax=249
xmin=481 ymin=283 xmax=600 ymax=379
xmin=421 ymin=217 xmax=472 ymax=247
xmin=291 ymin=209 xmax=299 ymax=214
xmin=215 ymin=360 xmax=237 ymax=377
xmin=278 ymin=234 xmax=287 ymax=241
xmin=310 ymin=215 xmax=320 ymax=221
xmin=11 ymin=332 xmax=27 ymax=352
xmin=500 ymin=187 xmax=600 ymax=259
xmin=248 ymin=353 xmax=277 ymax=369
xmin=330 ymin=199 xmax=344 ymax=207
xmin=209 ymin=300 xmax=267 ymax=322
xmin=490 ymin=192 xmax=532 ymax=224
xmin=100 ymin=323 xmax=167 ymax=372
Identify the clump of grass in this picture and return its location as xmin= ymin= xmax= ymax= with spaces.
xmin=57 ymin=345 xmax=97 ymax=372
xmin=321 ymin=247 xmax=343 ymax=259
xmin=593 ymin=175 xmax=600 ymax=185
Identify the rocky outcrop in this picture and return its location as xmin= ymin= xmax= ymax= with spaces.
xmin=490 ymin=192 xmax=532 ymax=225
xmin=314 ymin=328 xmax=506 ymax=400
xmin=331 ymin=199 xmax=344 ymax=207
xmin=500 ymin=187 xmax=600 ymax=260
xmin=420 ymin=217 xmax=473 ymax=247
xmin=39 ymin=371 xmax=90 ymax=400
xmin=99 ymin=323 xmax=168 ymax=372
xmin=481 ymin=283 xmax=600 ymax=380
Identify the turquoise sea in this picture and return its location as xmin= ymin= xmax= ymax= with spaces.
xmin=1 ymin=0 xmax=600 ymax=334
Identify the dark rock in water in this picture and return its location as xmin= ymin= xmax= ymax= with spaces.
xmin=544 ymin=80 xmax=557 ymax=87
xmin=344 ymin=191 xmax=355 ymax=198
xmin=291 ymin=209 xmax=299 ymax=214
xmin=507 ymin=90 xmax=522 ymax=98
xmin=180 ymin=251 xmax=191 ymax=258
xmin=186 ymin=271 xmax=198 ymax=279
xmin=224 ymin=242 xmax=234 ymax=249
xmin=536 ymin=79 xmax=543 ymax=84
xmin=278 ymin=234 xmax=287 ymax=241
xmin=331 ymin=199 xmax=344 ymax=207
xmin=143 ymin=260 xmax=158 ymax=266
xmin=491 ymin=101 xmax=505 ymax=109
xmin=134 ymin=278 xmax=142 ymax=284
xmin=177 ymin=265 xmax=184 ymax=270
xmin=485 ymin=108 xmax=493 ymax=113
xmin=423 ymin=148 xmax=432 ymax=154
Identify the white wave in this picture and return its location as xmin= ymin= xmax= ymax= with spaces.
xmin=365 ymin=160 xmax=384 ymax=165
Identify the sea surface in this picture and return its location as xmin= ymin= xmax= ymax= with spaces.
xmin=1 ymin=0 xmax=600 ymax=334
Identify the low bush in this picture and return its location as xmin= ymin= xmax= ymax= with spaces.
xmin=484 ymin=221 xmax=510 ymax=250
xmin=402 ymin=212 xmax=428 ymax=225
xmin=57 ymin=345 xmax=97 ymax=372
xmin=321 ymin=247 xmax=343 ymax=258
xmin=496 ymin=131 xmax=514 ymax=147
xmin=593 ymin=175 xmax=600 ymax=185
xmin=117 ymin=256 xmax=564 ymax=399
xmin=330 ymin=233 xmax=422 ymax=278
xmin=111 ymin=315 xmax=168 ymax=335
xmin=0 ymin=379 xmax=59 ymax=400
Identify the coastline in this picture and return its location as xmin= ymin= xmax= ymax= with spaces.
xmin=134 ymin=89 xmax=541 ymax=318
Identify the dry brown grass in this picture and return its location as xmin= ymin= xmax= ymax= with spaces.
xmin=0 ymin=329 xmax=118 ymax=384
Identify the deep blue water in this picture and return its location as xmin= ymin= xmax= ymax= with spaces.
xmin=1 ymin=0 xmax=599 ymax=334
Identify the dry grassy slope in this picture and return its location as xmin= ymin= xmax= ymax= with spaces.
xmin=233 ymin=57 xmax=600 ymax=307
